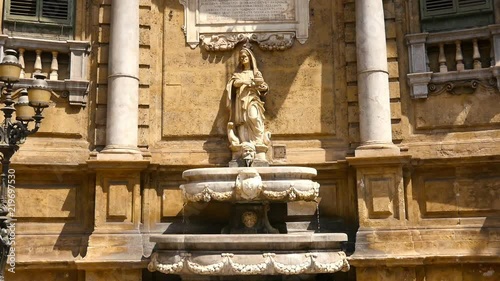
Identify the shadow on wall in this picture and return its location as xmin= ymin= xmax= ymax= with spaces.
xmin=411 ymin=163 xmax=500 ymax=257
xmin=413 ymin=88 xmax=500 ymax=133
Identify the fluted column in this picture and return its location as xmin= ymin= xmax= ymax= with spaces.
xmin=355 ymin=0 xmax=399 ymax=156
xmin=102 ymin=0 xmax=141 ymax=157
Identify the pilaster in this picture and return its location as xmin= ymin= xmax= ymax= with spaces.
xmin=347 ymin=156 xmax=416 ymax=266
xmin=83 ymin=160 xmax=149 ymax=265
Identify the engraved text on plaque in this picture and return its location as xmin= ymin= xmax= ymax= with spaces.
xmin=199 ymin=0 xmax=296 ymax=23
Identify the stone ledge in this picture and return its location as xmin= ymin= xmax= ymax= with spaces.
xmin=351 ymin=227 xmax=500 ymax=267
xmin=151 ymin=233 xmax=348 ymax=251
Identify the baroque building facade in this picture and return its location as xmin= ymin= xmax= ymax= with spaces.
xmin=0 ymin=0 xmax=498 ymax=280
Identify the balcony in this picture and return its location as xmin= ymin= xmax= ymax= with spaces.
xmin=406 ymin=24 xmax=500 ymax=99
xmin=0 ymin=35 xmax=90 ymax=107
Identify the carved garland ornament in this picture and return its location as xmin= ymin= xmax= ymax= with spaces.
xmin=148 ymin=252 xmax=350 ymax=275
xmin=181 ymin=182 xmax=319 ymax=202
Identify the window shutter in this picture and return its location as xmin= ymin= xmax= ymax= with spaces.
xmin=5 ymin=0 xmax=72 ymax=25
xmin=420 ymin=0 xmax=494 ymax=32
xmin=457 ymin=0 xmax=491 ymax=11
xmin=422 ymin=0 xmax=457 ymax=18
xmin=41 ymin=0 xmax=71 ymax=21
xmin=8 ymin=0 xmax=37 ymax=17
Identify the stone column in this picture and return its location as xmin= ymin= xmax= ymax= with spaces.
xmin=355 ymin=0 xmax=399 ymax=156
xmin=102 ymin=0 xmax=141 ymax=158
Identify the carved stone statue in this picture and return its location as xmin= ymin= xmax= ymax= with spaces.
xmin=226 ymin=48 xmax=271 ymax=166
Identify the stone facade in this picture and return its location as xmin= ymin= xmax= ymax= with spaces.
xmin=1 ymin=0 xmax=499 ymax=280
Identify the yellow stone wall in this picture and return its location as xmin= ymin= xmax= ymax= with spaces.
xmin=2 ymin=0 xmax=499 ymax=280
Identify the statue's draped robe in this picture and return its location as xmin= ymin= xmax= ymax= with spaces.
xmin=226 ymin=70 xmax=267 ymax=145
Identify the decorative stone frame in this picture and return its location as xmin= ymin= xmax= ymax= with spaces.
xmin=179 ymin=0 xmax=310 ymax=51
xmin=406 ymin=24 xmax=500 ymax=99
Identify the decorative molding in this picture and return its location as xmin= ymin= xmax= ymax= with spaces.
xmin=181 ymin=182 xmax=319 ymax=202
xmin=148 ymin=251 xmax=350 ymax=275
xmin=179 ymin=0 xmax=309 ymax=51
xmin=13 ymin=79 xmax=89 ymax=107
xmin=407 ymin=72 xmax=432 ymax=99
xmin=428 ymin=79 xmax=498 ymax=96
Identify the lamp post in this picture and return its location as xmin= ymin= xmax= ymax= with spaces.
xmin=0 ymin=49 xmax=52 ymax=280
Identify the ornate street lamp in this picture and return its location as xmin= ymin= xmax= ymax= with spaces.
xmin=0 ymin=49 xmax=52 ymax=280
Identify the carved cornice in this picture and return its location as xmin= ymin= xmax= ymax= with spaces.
xmin=148 ymin=252 xmax=350 ymax=275
xmin=13 ymin=79 xmax=89 ymax=107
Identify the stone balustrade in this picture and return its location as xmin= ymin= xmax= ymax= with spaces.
xmin=0 ymin=35 xmax=90 ymax=107
xmin=406 ymin=24 xmax=500 ymax=98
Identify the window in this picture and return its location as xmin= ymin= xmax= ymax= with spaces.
xmin=420 ymin=0 xmax=494 ymax=32
xmin=3 ymin=0 xmax=74 ymax=39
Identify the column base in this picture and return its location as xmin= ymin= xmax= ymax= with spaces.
xmin=355 ymin=143 xmax=400 ymax=157
xmin=98 ymin=145 xmax=143 ymax=161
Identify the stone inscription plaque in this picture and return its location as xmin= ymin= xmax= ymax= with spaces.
xmin=179 ymin=0 xmax=309 ymax=49
xmin=199 ymin=0 xmax=295 ymax=23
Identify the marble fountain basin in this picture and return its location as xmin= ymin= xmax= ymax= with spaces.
xmin=148 ymin=233 xmax=350 ymax=276
xmin=181 ymin=166 xmax=320 ymax=202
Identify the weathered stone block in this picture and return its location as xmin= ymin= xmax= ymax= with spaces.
xmin=162 ymin=188 xmax=184 ymax=218
xmin=17 ymin=186 xmax=77 ymax=219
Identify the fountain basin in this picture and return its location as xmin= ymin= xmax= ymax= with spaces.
xmin=148 ymin=233 xmax=349 ymax=276
xmin=181 ymin=166 xmax=320 ymax=202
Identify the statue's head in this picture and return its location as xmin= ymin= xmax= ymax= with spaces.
xmin=239 ymin=48 xmax=257 ymax=71
xmin=239 ymin=50 xmax=252 ymax=70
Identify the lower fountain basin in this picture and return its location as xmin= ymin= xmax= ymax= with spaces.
xmin=181 ymin=166 xmax=320 ymax=202
xmin=148 ymin=233 xmax=350 ymax=276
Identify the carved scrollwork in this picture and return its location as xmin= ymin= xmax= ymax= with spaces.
xmin=200 ymin=34 xmax=246 ymax=52
xmin=252 ymin=32 xmax=295 ymax=51
xmin=428 ymin=78 xmax=498 ymax=96
xmin=148 ymin=251 xmax=350 ymax=275
xmin=199 ymin=33 xmax=295 ymax=52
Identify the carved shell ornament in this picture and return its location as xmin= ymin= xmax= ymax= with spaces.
xmin=235 ymin=168 xmax=263 ymax=200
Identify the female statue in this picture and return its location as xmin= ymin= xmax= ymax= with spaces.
xmin=226 ymin=48 xmax=270 ymax=154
